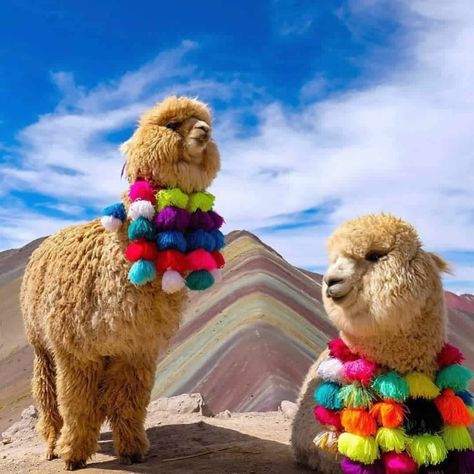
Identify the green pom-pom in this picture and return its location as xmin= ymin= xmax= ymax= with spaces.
xmin=188 ymin=191 xmax=215 ymax=212
xmin=442 ymin=425 xmax=474 ymax=451
xmin=338 ymin=433 xmax=379 ymax=464
xmin=339 ymin=383 xmax=374 ymax=409
xmin=128 ymin=217 xmax=155 ymax=240
xmin=156 ymin=188 xmax=189 ymax=210
xmin=436 ymin=364 xmax=472 ymax=391
xmin=314 ymin=382 xmax=343 ymax=410
xmin=376 ymin=427 xmax=408 ymax=453
xmin=186 ymin=270 xmax=214 ymax=291
xmin=372 ymin=371 xmax=409 ymax=402
xmin=407 ymin=434 xmax=447 ymax=466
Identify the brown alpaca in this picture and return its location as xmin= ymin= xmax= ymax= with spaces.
xmin=291 ymin=214 xmax=450 ymax=473
xmin=20 ymin=96 xmax=220 ymax=470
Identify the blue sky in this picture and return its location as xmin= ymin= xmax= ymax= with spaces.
xmin=1 ymin=0 xmax=473 ymax=294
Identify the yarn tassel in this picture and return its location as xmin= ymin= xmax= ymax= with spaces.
xmin=340 ymin=457 xmax=384 ymax=474
xmin=328 ymin=338 xmax=359 ymax=362
xmin=161 ymin=270 xmax=186 ymax=294
xmin=344 ymin=359 xmax=378 ymax=386
xmin=370 ymin=400 xmax=404 ymax=428
xmin=337 ymin=432 xmax=379 ymax=464
xmin=340 ymin=408 xmax=377 ymax=436
xmin=434 ymin=389 xmax=473 ymax=426
xmin=128 ymin=260 xmax=156 ymax=285
xmin=101 ymin=215 xmax=123 ymax=232
xmin=313 ymin=405 xmax=343 ymax=431
xmin=405 ymin=372 xmax=440 ymax=399
xmin=186 ymin=270 xmax=214 ymax=291
xmin=372 ymin=371 xmax=409 ymax=402
xmin=403 ymin=398 xmax=443 ymax=435
xmin=442 ymin=425 xmax=474 ymax=451
xmin=316 ymin=357 xmax=345 ymax=383
xmin=313 ymin=430 xmax=339 ymax=454
xmin=406 ymin=434 xmax=447 ymax=466
xmin=339 ymin=383 xmax=374 ymax=409
xmin=314 ymin=382 xmax=343 ymax=410
xmin=376 ymin=427 xmax=408 ymax=453
xmin=437 ymin=343 xmax=465 ymax=368
xmin=382 ymin=452 xmax=418 ymax=474
xmin=436 ymin=365 xmax=473 ymax=392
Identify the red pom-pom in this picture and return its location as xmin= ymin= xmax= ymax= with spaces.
xmin=328 ymin=338 xmax=358 ymax=362
xmin=382 ymin=452 xmax=417 ymax=474
xmin=129 ymin=180 xmax=156 ymax=204
xmin=124 ymin=239 xmax=158 ymax=262
xmin=156 ymin=250 xmax=187 ymax=273
xmin=437 ymin=343 xmax=464 ymax=368
xmin=187 ymin=249 xmax=217 ymax=271
xmin=313 ymin=406 xmax=343 ymax=431
xmin=211 ymin=250 xmax=225 ymax=269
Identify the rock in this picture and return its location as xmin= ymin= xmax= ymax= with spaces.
xmin=279 ymin=400 xmax=297 ymax=420
xmin=148 ymin=393 xmax=213 ymax=416
xmin=20 ymin=405 xmax=38 ymax=421
xmin=1 ymin=405 xmax=38 ymax=443
xmin=215 ymin=410 xmax=232 ymax=419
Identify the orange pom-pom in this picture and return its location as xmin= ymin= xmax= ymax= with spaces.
xmin=434 ymin=389 xmax=474 ymax=426
xmin=155 ymin=250 xmax=187 ymax=273
xmin=125 ymin=239 xmax=158 ymax=262
xmin=340 ymin=408 xmax=377 ymax=436
xmin=211 ymin=250 xmax=225 ymax=268
xmin=370 ymin=400 xmax=404 ymax=428
xmin=187 ymin=249 xmax=217 ymax=271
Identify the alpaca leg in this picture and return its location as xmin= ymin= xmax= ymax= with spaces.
xmin=54 ymin=353 xmax=103 ymax=471
xmin=32 ymin=347 xmax=63 ymax=460
xmin=102 ymin=356 xmax=155 ymax=464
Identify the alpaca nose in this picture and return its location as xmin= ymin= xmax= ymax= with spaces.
xmin=194 ymin=121 xmax=210 ymax=134
xmin=324 ymin=277 xmax=344 ymax=288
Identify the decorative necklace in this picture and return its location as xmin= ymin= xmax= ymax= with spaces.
xmin=312 ymin=338 xmax=474 ymax=473
xmin=100 ymin=179 xmax=225 ymax=293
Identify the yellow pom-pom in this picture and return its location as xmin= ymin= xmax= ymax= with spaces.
xmin=442 ymin=425 xmax=474 ymax=451
xmin=313 ymin=430 xmax=339 ymax=454
xmin=405 ymin=372 xmax=440 ymax=399
xmin=375 ymin=427 xmax=408 ymax=453
xmin=407 ymin=434 xmax=447 ymax=466
xmin=337 ymin=432 xmax=379 ymax=464
xmin=188 ymin=192 xmax=215 ymax=212
xmin=156 ymin=188 xmax=189 ymax=210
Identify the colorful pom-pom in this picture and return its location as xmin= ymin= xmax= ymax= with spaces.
xmin=186 ymin=270 xmax=215 ymax=291
xmin=124 ymin=239 xmax=159 ymax=262
xmin=405 ymin=372 xmax=441 ymax=399
xmin=434 ymin=389 xmax=474 ymax=426
xmin=156 ymin=188 xmax=189 ymax=210
xmin=340 ymin=457 xmax=384 ymax=474
xmin=128 ymin=200 xmax=156 ymax=221
xmin=338 ymin=432 xmax=379 ymax=464
xmin=442 ymin=425 xmax=474 ymax=451
xmin=382 ymin=451 xmax=417 ymax=474
xmin=187 ymin=191 xmax=215 ymax=212
xmin=328 ymin=338 xmax=359 ymax=362
xmin=103 ymin=202 xmax=126 ymax=221
xmin=187 ymin=249 xmax=218 ymax=271
xmin=155 ymin=250 xmax=187 ymax=273
xmin=407 ymin=434 xmax=447 ymax=466
xmin=313 ymin=405 xmax=343 ymax=431
xmin=449 ymin=449 xmax=474 ymax=474
xmin=211 ymin=250 xmax=225 ymax=269
xmin=187 ymin=229 xmax=216 ymax=252
xmin=161 ymin=270 xmax=186 ymax=294
xmin=210 ymin=268 xmax=223 ymax=283
xmin=403 ymin=398 xmax=443 ymax=435
xmin=128 ymin=259 xmax=156 ymax=285
xmin=129 ymin=180 xmax=156 ymax=204
xmin=456 ymin=390 xmax=473 ymax=407
xmin=188 ymin=210 xmax=215 ymax=231
xmin=340 ymin=408 xmax=377 ymax=436
xmin=314 ymin=382 xmax=343 ymax=410
xmin=156 ymin=230 xmax=187 ymax=252
xmin=437 ymin=343 xmax=465 ymax=369
xmin=372 ymin=371 xmax=409 ymax=402
xmin=370 ymin=400 xmax=404 ymax=428
xmin=208 ymin=210 xmax=224 ymax=229
xmin=339 ymin=384 xmax=374 ymax=409
xmin=436 ymin=364 xmax=472 ymax=392
xmin=211 ymin=229 xmax=225 ymax=250
xmin=101 ymin=215 xmax=123 ymax=232
xmin=344 ymin=359 xmax=378 ymax=386
xmin=376 ymin=428 xmax=408 ymax=453
xmin=313 ymin=430 xmax=339 ymax=454
xmin=154 ymin=206 xmax=190 ymax=231
xmin=128 ymin=217 xmax=155 ymax=240
xmin=317 ymin=357 xmax=345 ymax=383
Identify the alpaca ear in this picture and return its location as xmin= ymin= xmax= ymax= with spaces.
xmin=429 ymin=252 xmax=451 ymax=274
xmin=120 ymin=139 xmax=131 ymax=156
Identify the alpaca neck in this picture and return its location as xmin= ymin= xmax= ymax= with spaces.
xmin=340 ymin=292 xmax=446 ymax=376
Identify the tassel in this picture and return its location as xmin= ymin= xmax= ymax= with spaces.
xmin=187 ymin=191 xmax=215 ymax=212
xmin=405 ymin=372 xmax=440 ymax=399
xmin=314 ymin=381 xmax=343 ymax=410
xmin=128 ymin=217 xmax=155 ymax=240
xmin=340 ymin=408 xmax=377 ymax=436
xmin=101 ymin=215 xmax=123 ymax=232
xmin=370 ymin=400 xmax=404 ymax=428
xmin=344 ymin=359 xmax=378 ymax=385
xmin=407 ymin=434 xmax=447 ymax=466
xmin=211 ymin=229 xmax=225 ymax=250
xmin=456 ymin=390 xmax=473 ymax=407
xmin=313 ymin=405 xmax=342 ymax=431
xmin=186 ymin=270 xmax=214 ymax=291
xmin=128 ymin=260 xmax=156 ymax=285
xmin=186 ymin=229 xmax=216 ymax=252
xmin=187 ymin=249 xmax=218 ymax=271
xmin=339 ymin=383 xmax=374 ymax=409
xmin=124 ymin=239 xmax=159 ymax=262
xmin=449 ymin=450 xmax=474 ymax=474
xmin=156 ymin=230 xmax=187 ymax=252
xmin=372 ymin=371 xmax=409 ymax=402
xmin=154 ymin=207 xmax=190 ymax=231
xmin=155 ymin=250 xmax=187 ymax=273
xmin=436 ymin=364 xmax=473 ymax=392
xmin=437 ymin=343 xmax=464 ymax=368
xmin=188 ymin=210 xmax=215 ymax=231
xmin=434 ymin=389 xmax=473 ymax=426
xmin=313 ymin=430 xmax=339 ymax=454
xmin=340 ymin=457 xmax=384 ymax=474
xmin=382 ymin=452 xmax=418 ymax=474
xmin=337 ymin=432 xmax=379 ymax=464
xmin=211 ymin=250 xmax=225 ymax=268
xmin=129 ymin=180 xmax=156 ymax=203
xmin=156 ymin=188 xmax=189 ymax=210
xmin=103 ymin=202 xmax=126 ymax=221
xmin=442 ymin=425 xmax=474 ymax=451
xmin=404 ymin=398 xmax=443 ymax=435
xmin=376 ymin=427 xmax=408 ymax=453
xmin=316 ymin=357 xmax=345 ymax=383
xmin=128 ymin=200 xmax=155 ymax=221
xmin=208 ymin=210 xmax=224 ymax=229
xmin=161 ymin=270 xmax=186 ymax=294
xmin=328 ymin=338 xmax=359 ymax=362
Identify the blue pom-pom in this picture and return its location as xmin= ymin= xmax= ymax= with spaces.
xmin=314 ymin=381 xmax=343 ymax=410
xmin=186 ymin=270 xmax=214 ymax=290
xmin=128 ymin=259 xmax=156 ymax=285
xmin=211 ymin=230 xmax=225 ymax=250
xmin=128 ymin=217 xmax=155 ymax=240
xmin=187 ymin=229 xmax=216 ymax=252
xmin=456 ymin=390 xmax=473 ymax=407
xmin=104 ymin=202 xmax=126 ymax=221
xmin=156 ymin=230 xmax=187 ymax=252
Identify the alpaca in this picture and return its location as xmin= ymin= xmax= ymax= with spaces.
xmin=20 ymin=96 xmax=220 ymax=470
xmin=291 ymin=214 xmax=473 ymax=473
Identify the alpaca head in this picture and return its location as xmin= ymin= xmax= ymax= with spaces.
xmin=322 ymin=214 xmax=449 ymax=338
xmin=121 ymin=96 xmax=220 ymax=193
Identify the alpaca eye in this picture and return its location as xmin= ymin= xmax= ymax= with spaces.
xmin=165 ymin=121 xmax=181 ymax=130
xmin=365 ymin=252 xmax=386 ymax=262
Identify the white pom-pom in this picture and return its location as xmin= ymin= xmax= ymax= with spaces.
xmin=162 ymin=270 xmax=186 ymax=294
xmin=210 ymin=268 xmax=223 ymax=283
xmin=101 ymin=215 xmax=122 ymax=232
xmin=128 ymin=200 xmax=155 ymax=221
xmin=316 ymin=357 xmax=345 ymax=382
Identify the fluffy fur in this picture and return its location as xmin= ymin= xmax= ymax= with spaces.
xmin=291 ymin=214 xmax=450 ymax=473
xmin=21 ymin=96 xmax=220 ymax=470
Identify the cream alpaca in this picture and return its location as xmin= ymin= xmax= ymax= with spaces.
xmin=21 ymin=97 xmax=220 ymax=471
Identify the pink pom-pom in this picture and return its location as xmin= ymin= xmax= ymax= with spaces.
xmin=129 ymin=180 xmax=156 ymax=204
xmin=344 ymin=359 xmax=378 ymax=385
xmin=437 ymin=343 xmax=465 ymax=368
xmin=313 ymin=405 xmax=342 ymax=431
xmin=187 ymin=249 xmax=217 ymax=271
xmin=328 ymin=338 xmax=358 ymax=362
xmin=124 ymin=239 xmax=159 ymax=262
xmin=382 ymin=452 xmax=417 ymax=474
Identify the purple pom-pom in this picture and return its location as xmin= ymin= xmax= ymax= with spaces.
xmin=189 ymin=210 xmax=215 ymax=231
xmin=154 ymin=207 xmax=190 ymax=231
xmin=450 ymin=450 xmax=474 ymax=474
xmin=341 ymin=458 xmax=384 ymax=474
xmin=208 ymin=210 xmax=224 ymax=229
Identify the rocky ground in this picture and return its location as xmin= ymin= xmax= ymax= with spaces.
xmin=1 ymin=395 xmax=310 ymax=474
